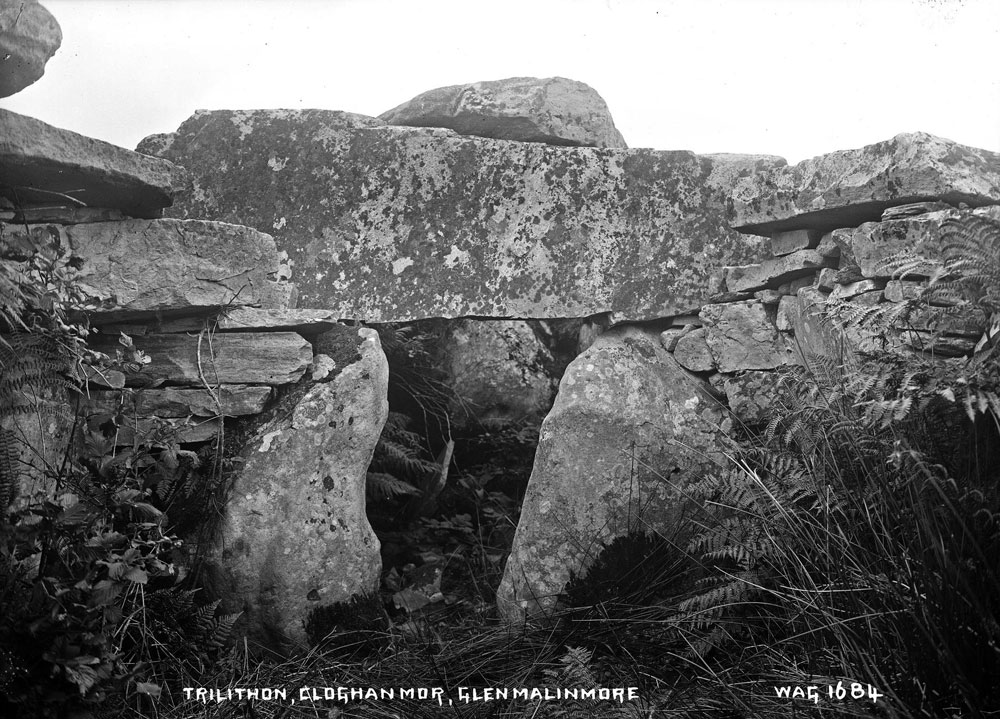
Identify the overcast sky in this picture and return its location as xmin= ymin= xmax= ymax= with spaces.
xmin=2 ymin=0 xmax=998 ymax=163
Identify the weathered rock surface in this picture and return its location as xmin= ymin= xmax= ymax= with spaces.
xmin=0 ymin=110 xmax=189 ymax=217
xmin=725 ymin=249 xmax=833 ymax=293
xmin=701 ymin=301 xmax=790 ymax=372
xmin=829 ymin=279 xmax=883 ymax=301
xmin=156 ymin=309 xmax=340 ymax=335
xmin=881 ymin=201 xmax=955 ymax=221
xmin=0 ymin=0 xmax=61 ymax=97
xmin=497 ymin=326 xmax=730 ymax=622
xmin=672 ymin=327 xmax=715 ymax=372
xmin=770 ymin=228 xmax=821 ymax=256
xmin=729 ymin=132 xmax=1000 ymax=235
xmin=722 ymin=370 xmax=786 ymax=426
xmin=210 ymin=328 xmax=387 ymax=650
xmin=2 ymin=219 xmax=287 ymax=320
xmin=87 ymin=332 xmax=312 ymax=386
xmin=87 ymin=416 xmax=222 ymax=445
xmin=439 ymin=320 xmax=557 ymax=430
xmin=13 ymin=206 xmax=128 ymax=224
xmin=81 ymin=385 xmax=272 ymax=418
xmin=139 ymin=109 xmax=769 ymax=322
xmin=783 ymin=287 xmax=887 ymax=359
xmin=379 ymin=76 xmax=627 ymax=148
xmin=853 ymin=206 xmax=1000 ymax=278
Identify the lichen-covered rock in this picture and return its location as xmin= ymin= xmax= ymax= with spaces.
xmin=0 ymin=110 xmax=189 ymax=217
xmin=672 ymin=327 xmax=715 ymax=372
xmin=852 ymin=206 xmax=1000 ymax=278
xmin=438 ymin=319 xmax=557 ymax=430
xmin=209 ymin=328 xmax=388 ymax=650
xmin=700 ymin=301 xmax=790 ymax=372
xmin=496 ymin=326 xmax=730 ymax=622
xmin=379 ymin=76 xmax=627 ymax=148
xmin=139 ymin=109 xmax=767 ymax=323
xmin=2 ymin=218 xmax=287 ymax=321
xmin=0 ymin=0 xmax=61 ymax=97
xmin=721 ymin=370 xmax=785 ymax=425
xmin=729 ymin=132 xmax=1000 ymax=235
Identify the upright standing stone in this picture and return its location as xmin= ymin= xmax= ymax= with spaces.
xmin=497 ymin=326 xmax=729 ymax=623
xmin=209 ymin=328 xmax=388 ymax=651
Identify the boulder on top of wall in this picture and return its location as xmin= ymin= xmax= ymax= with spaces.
xmin=379 ymin=77 xmax=627 ymax=148
xmin=0 ymin=1 xmax=61 ymax=98
xmin=438 ymin=319 xmax=558 ymax=431
xmin=0 ymin=110 xmax=189 ymax=217
xmin=853 ymin=205 xmax=1000 ymax=279
xmin=206 ymin=327 xmax=387 ymax=651
xmin=729 ymin=132 xmax=1000 ymax=235
xmin=497 ymin=326 xmax=730 ymax=622
xmin=1 ymin=219 xmax=288 ymax=320
xmin=700 ymin=300 xmax=791 ymax=372
xmin=138 ymin=109 xmax=770 ymax=323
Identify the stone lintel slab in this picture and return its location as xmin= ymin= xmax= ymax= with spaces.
xmin=139 ymin=109 xmax=772 ymax=323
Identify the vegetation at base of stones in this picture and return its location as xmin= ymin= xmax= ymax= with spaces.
xmin=0 ymin=233 xmax=241 ymax=717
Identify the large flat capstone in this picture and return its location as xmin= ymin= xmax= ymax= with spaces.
xmin=0 ymin=109 xmax=189 ymax=217
xmin=138 ymin=109 xmax=774 ymax=323
xmin=728 ymin=132 xmax=1000 ymax=235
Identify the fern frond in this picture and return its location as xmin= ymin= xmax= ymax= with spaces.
xmin=366 ymin=471 xmax=421 ymax=501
